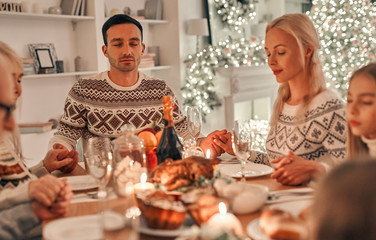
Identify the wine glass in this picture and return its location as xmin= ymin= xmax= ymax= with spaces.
xmin=85 ymin=137 xmax=113 ymax=223
xmin=232 ymin=120 xmax=252 ymax=182
xmin=187 ymin=106 xmax=202 ymax=143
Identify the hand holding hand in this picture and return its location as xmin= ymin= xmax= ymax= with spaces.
xmin=28 ymin=175 xmax=64 ymax=207
xmin=48 ymin=143 xmax=79 ymax=173
xmin=31 ymin=200 xmax=69 ymax=220
xmin=271 ymin=152 xmax=325 ymax=186
xmin=199 ymin=130 xmax=228 ymax=158
xmin=212 ymin=132 xmax=235 ymax=155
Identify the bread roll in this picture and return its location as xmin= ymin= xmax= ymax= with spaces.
xmin=259 ymin=209 xmax=308 ymax=240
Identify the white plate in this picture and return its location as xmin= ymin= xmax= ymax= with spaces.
xmin=247 ymin=218 xmax=270 ymax=240
xmin=138 ymin=216 xmax=192 ymax=237
xmin=218 ymin=162 xmax=273 ymax=178
xmin=247 ymin=200 xmax=312 ymax=240
xmin=43 ymin=212 xmax=125 ymax=240
xmin=269 ymin=199 xmax=312 ymax=216
xmin=61 ymin=175 xmax=99 ymax=191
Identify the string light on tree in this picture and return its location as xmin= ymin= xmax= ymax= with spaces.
xmin=308 ymin=0 xmax=376 ymax=97
xmin=214 ymin=0 xmax=258 ymax=33
xmin=181 ymin=37 xmax=266 ymax=120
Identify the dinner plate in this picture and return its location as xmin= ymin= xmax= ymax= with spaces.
xmin=43 ymin=212 xmax=125 ymax=240
xmin=269 ymin=199 xmax=312 ymax=216
xmin=218 ymin=162 xmax=273 ymax=178
xmin=138 ymin=216 xmax=192 ymax=237
xmin=61 ymin=175 xmax=99 ymax=191
xmin=247 ymin=199 xmax=312 ymax=240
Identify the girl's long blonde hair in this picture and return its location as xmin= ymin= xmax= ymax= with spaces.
xmin=347 ymin=63 xmax=376 ymax=158
xmin=0 ymin=41 xmax=23 ymax=160
xmin=266 ymin=14 xmax=326 ymax=127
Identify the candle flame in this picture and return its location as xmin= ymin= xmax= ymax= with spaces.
xmin=206 ymin=149 xmax=211 ymax=159
xmin=140 ymin=172 xmax=147 ymax=184
xmin=219 ymin=202 xmax=227 ymax=215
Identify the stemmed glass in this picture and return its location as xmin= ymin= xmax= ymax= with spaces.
xmin=232 ymin=120 xmax=252 ymax=182
xmin=85 ymin=137 xmax=113 ymax=227
xmin=187 ymin=106 xmax=202 ymax=143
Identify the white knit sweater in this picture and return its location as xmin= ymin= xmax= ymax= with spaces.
xmin=250 ymin=89 xmax=347 ymax=167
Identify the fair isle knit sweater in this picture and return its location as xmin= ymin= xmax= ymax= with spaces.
xmin=49 ymin=71 xmax=189 ymax=150
xmin=250 ymin=89 xmax=347 ymax=167
xmin=0 ymin=131 xmax=49 ymax=210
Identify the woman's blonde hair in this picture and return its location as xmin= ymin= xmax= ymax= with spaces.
xmin=347 ymin=63 xmax=376 ymax=158
xmin=266 ymin=14 xmax=326 ymax=127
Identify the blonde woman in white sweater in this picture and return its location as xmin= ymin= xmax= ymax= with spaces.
xmin=216 ymin=14 xmax=346 ymax=186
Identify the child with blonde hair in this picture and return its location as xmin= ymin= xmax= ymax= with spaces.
xmin=346 ymin=63 xmax=376 ymax=158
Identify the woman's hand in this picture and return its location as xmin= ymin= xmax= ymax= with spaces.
xmin=271 ymin=151 xmax=325 ymax=186
xmin=28 ymin=175 xmax=64 ymax=207
xmin=30 ymin=177 xmax=73 ymax=220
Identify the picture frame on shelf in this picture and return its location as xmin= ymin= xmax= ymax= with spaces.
xmin=28 ymin=43 xmax=58 ymax=74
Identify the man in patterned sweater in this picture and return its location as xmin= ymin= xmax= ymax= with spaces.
xmin=49 ymin=14 xmax=227 ymax=162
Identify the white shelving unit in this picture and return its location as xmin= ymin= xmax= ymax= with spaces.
xmin=0 ymin=11 xmax=94 ymax=21
xmin=22 ymin=71 xmax=98 ymax=79
xmin=2 ymin=0 xmax=182 ymax=165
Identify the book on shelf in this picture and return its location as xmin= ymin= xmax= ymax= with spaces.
xmin=139 ymin=61 xmax=155 ymax=69
xmin=148 ymin=46 xmax=160 ymax=66
xmin=140 ymin=52 xmax=156 ymax=68
xmin=79 ymin=0 xmax=86 ymax=16
xmin=18 ymin=122 xmax=53 ymax=134
xmin=60 ymin=0 xmax=78 ymax=15
xmin=74 ymin=0 xmax=81 ymax=15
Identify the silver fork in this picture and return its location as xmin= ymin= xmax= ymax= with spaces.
xmin=267 ymin=191 xmax=313 ymax=201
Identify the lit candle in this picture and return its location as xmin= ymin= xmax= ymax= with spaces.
xmin=134 ymin=173 xmax=154 ymax=194
xmin=206 ymin=202 xmax=243 ymax=236
xmin=206 ymin=149 xmax=211 ymax=159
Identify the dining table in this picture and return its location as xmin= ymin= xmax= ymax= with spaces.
xmin=43 ymin=161 xmax=310 ymax=240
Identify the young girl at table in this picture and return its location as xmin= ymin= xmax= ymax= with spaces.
xmin=215 ymin=14 xmax=346 ymax=186
xmin=346 ymin=63 xmax=376 ymax=158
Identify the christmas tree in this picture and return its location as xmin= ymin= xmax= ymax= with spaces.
xmin=308 ymin=0 xmax=376 ymax=98
xmin=181 ymin=37 xmax=266 ymax=119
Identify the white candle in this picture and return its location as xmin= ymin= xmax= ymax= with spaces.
xmin=206 ymin=149 xmax=211 ymax=159
xmin=134 ymin=173 xmax=154 ymax=193
xmin=207 ymin=202 xmax=243 ymax=236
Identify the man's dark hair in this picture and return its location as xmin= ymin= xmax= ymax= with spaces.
xmin=102 ymin=14 xmax=143 ymax=46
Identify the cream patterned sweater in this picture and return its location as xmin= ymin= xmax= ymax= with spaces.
xmin=0 ymin=131 xmax=48 ymax=210
xmin=49 ymin=71 xmax=189 ymax=150
xmin=251 ymin=89 xmax=347 ymax=167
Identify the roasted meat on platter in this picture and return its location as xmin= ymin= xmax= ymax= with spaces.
xmin=150 ymin=156 xmax=218 ymax=191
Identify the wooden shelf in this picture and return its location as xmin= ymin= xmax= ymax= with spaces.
xmin=23 ymin=71 xmax=98 ymax=79
xmin=0 ymin=12 xmax=94 ymax=22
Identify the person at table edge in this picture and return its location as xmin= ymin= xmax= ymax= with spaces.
xmin=48 ymin=14 xmax=228 ymax=160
